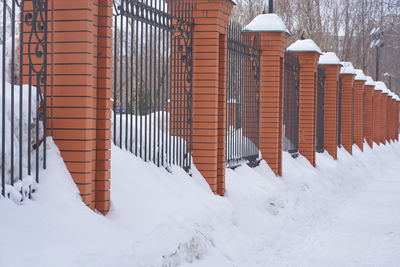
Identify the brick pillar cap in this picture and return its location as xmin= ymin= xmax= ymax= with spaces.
xmin=243 ymin=13 xmax=290 ymax=34
xmin=374 ymin=81 xmax=389 ymax=93
xmin=340 ymin=61 xmax=356 ymax=75
xmin=318 ymin=52 xmax=342 ymax=66
xmin=365 ymin=76 xmax=375 ymax=86
xmin=287 ymin=39 xmax=322 ymax=54
xmin=354 ymin=69 xmax=367 ymax=81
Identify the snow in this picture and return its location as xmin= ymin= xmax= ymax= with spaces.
xmin=243 ymin=14 xmax=289 ymax=34
xmin=375 ymin=81 xmax=389 ymax=94
xmin=286 ymin=39 xmax=322 ymax=54
xmin=2 ymin=136 xmax=400 ymax=266
xmin=365 ymin=76 xmax=375 ymax=86
xmin=354 ymin=69 xmax=367 ymax=81
xmin=318 ymin=52 xmax=342 ymax=66
xmin=340 ymin=61 xmax=356 ymax=75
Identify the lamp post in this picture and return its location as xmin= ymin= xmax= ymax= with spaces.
xmin=269 ymin=0 xmax=273 ymax=13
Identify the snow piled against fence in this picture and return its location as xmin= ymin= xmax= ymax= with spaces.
xmin=1 ymin=138 xmax=400 ymax=266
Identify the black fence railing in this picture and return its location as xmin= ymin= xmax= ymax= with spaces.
xmin=112 ymin=0 xmax=193 ymax=171
xmin=1 ymin=0 xmax=48 ymax=200
xmin=338 ymin=77 xmax=342 ymax=147
xmin=283 ymin=52 xmax=300 ymax=155
xmin=316 ymin=67 xmax=325 ymax=153
xmin=226 ymin=22 xmax=261 ymax=167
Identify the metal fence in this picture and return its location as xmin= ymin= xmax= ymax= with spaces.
xmin=316 ymin=67 xmax=325 ymax=153
xmin=112 ymin=0 xmax=193 ymax=171
xmin=283 ymin=52 xmax=300 ymax=155
xmin=226 ymin=22 xmax=261 ymax=167
xmin=338 ymin=77 xmax=342 ymax=147
xmin=1 ymin=0 xmax=48 ymax=199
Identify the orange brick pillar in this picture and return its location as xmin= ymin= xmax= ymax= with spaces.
xmin=339 ymin=62 xmax=356 ymax=154
xmin=353 ymin=70 xmax=366 ymax=151
xmin=243 ymin=14 xmax=289 ymax=176
xmin=372 ymin=88 xmax=382 ymax=145
xmin=396 ymin=99 xmax=400 ymax=141
xmin=36 ymin=0 xmax=112 ymax=212
xmin=364 ymin=77 xmax=375 ymax=148
xmin=318 ymin=52 xmax=342 ymax=159
xmin=190 ymin=0 xmax=233 ymax=195
xmin=386 ymin=94 xmax=393 ymax=143
xmin=380 ymin=90 xmax=388 ymax=145
xmin=287 ymin=39 xmax=322 ymax=167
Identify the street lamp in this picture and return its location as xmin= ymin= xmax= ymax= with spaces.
xmin=370 ymin=27 xmax=384 ymax=80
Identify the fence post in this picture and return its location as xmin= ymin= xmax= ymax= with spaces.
xmin=287 ymin=39 xmax=322 ymax=167
xmin=386 ymin=94 xmax=393 ymax=143
xmin=243 ymin=14 xmax=289 ymax=176
xmin=318 ymin=52 xmax=342 ymax=159
xmin=375 ymin=82 xmax=389 ymax=145
xmin=44 ymin=0 xmax=112 ymax=213
xmin=364 ymin=77 xmax=375 ymax=148
xmin=190 ymin=0 xmax=234 ymax=195
xmin=372 ymin=86 xmax=382 ymax=145
xmin=396 ymin=98 xmax=400 ymax=142
xmin=353 ymin=70 xmax=366 ymax=151
xmin=339 ymin=62 xmax=356 ymax=154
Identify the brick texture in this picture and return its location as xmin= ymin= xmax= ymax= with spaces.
xmin=189 ymin=0 xmax=233 ymax=195
xmin=339 ymin=73 xmax=355 ymax=154
xmin=380 ymin=92 xmax=388 ymax=145
xmin=258 ymin=32 xmax=288 ymax=176
xmin=372 ymin=90 xmax=382 ymax=145
xmin=23 ymin=0 xmax=112 ymax=213
xmin=289 ymin=51 xmax=320 ymax=167
xmin=319 ymin=64 xmax=341 ymax=159
xmin=364 ymin=85 xmax=374 ymax=148
xmin=353 ymin=80 xmax=365 ymax=151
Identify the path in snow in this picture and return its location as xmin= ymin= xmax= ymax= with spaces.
xmin=274 ymin=152 xmax=400 ymax=267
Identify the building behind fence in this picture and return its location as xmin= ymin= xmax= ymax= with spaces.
xmin=1 ymin=0 xmax=400 ymax=216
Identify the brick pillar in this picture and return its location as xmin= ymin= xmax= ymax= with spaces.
xmin=243 ymin=14 xmax=289 ymax=176
xmin=396 ymin=100 xmax=400 ymax=141
xmin=353 ymin=71 xmax=366 ymax=151
xmin=190 ymin=0 xmax=233 ymax=195
xmin=287 ymin=40 xmax=322 ymax=167
xmin=34 ymin=0 xmax=112 ymax=212
xmin=372 ymin=89 xmax=382 ymax=145
xmin=339 ymin=63 xmax=356 ymax=154
xmin=386 ymin=94 xmax=392 ymax=143
xmin=380 ymin=92 xmax=388 ymax=145
xmin=364 ymin=77 xmax=375 ymax=148
xmin=318 ymin=55 xmax=341 ymax=159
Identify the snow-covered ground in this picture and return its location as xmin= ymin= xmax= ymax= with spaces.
xmin=1 ymin=138 xmax=400 ymax=267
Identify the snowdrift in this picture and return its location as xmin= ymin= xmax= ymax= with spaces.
xmin=1 ymin=138 xmax=400 ymax=266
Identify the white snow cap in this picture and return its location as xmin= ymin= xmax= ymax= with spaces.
xmin=318 ymin=52 xmax=342 ymax=66
xmin=365 ymin=76 xmax=375 ymax=86
xmin=374 ymin=81 xmax=389 ymax=94
xmin=286 ymin=39 xmax=322 ymax=54
xmin=340 ymin=62 xmax=356 ymax=75
xmin=354 ymin=69 xmax=367 ymax=81
xmin=243 ymin=14 xmax=289 ymax=34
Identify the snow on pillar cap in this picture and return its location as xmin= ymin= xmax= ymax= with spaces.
xmin=374 ymin=81 xmax=389 ymax=93
xmin=354 ymin=69 xmax=367 ymax=81
xmin=318 ymin=52 xmax=342 ymax=66
xmin=340 ymin=62 xmax=356 ymax=75
xmin=243 ymin=14 xmax=290 ymax=34
xmin=365 ymin=76 xmax=375 ymax=86
xmin=286 ymin=39 xmax=322 ymax=54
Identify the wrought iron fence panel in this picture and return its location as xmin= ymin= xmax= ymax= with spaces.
xmin=112 ymin=0 xmax=193 ymax=171
xmin=226 ymin=22 xmax=261 ymax=168
xmin=1 ymin=0 xmax=48 ymax=200
xmin=316 ymin=67 xmax=325 ymax=153
xmin=283 ymin=52 xmax=300 ymax=155
xmin=338 ymin=77 xmax=342 ymax=147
